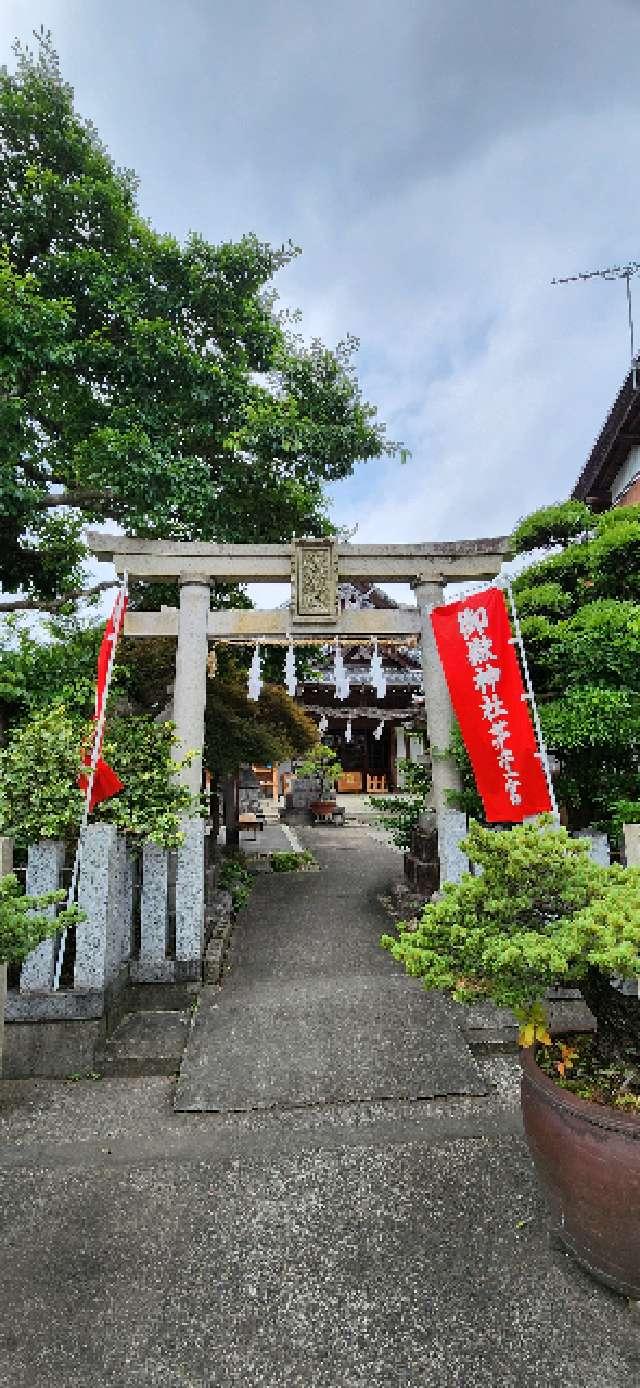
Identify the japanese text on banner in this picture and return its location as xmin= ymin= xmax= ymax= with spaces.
xmin=430 ymin=588 xmax=552 ymax=823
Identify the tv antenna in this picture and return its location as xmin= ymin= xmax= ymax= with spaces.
xmin=551 ymin=260 xmax=640 ymax=387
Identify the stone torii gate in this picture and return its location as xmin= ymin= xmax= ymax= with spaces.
xmin=89 ymin=530 xmax=508 ymax=925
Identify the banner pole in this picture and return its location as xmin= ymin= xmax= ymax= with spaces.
xmin=52 ymin=576 xmax=129 ymax=992
xmin=502 ymin=576 xmax=560 ymax=823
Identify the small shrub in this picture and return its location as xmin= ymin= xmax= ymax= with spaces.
xmin=270 ymin=850 xmax=317 ymax=872
xmin=0 ymin=872 xmax=83 ymax=965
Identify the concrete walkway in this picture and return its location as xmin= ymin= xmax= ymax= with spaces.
xmin=1 ymin=827 xmax=639 ymax=1387
xmin=175 ymin=827 xmax=486 ymax=1112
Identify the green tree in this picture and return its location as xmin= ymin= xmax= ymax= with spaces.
xmin=0 ymin=31 xmax=399 ymax=613
xmin=0 ymin=704 xmax=197 ymax=848
xmin=449 ymin=501 xmax=640 ymax=834
xmin=205 ymin=672 xmax=317 ymax=777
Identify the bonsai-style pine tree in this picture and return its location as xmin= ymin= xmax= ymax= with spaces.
xmin=382 ymin=819 xmax=640 ymax=1066
xmin=296 ymin=743 xmax=344 ymax=799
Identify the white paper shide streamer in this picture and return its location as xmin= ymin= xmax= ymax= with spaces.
xmin=248 ymin=643 xmax=262 ymax=701
xmin=369 ymin=640 xmax=387 ymax=699
xmin=333 ymin=639 xmax=350 ymax=700
xmin=373 ymin=721 xmax=384 ymax=741
xmin=318 ymin=714 xmax=328 ymax=737
xmin=284 ymin=640 xmax=297 ymax=697
xmin=345 ymin=718 xmax=352 ymax=744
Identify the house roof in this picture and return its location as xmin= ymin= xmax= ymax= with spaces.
xmin=572 ymin=368 xmax=640 ymax=507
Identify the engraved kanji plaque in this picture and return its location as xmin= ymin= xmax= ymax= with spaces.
xmin=292 ymin=538 xmax=338 ymax=625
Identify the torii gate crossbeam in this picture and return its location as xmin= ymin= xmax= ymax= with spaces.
xmin=88 ymin=531 xmax=509 ymax=900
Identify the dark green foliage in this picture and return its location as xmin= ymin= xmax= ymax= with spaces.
xmin=610 ymin=800 xmax=640 ymax=841
xmin=369 ymin=756 xmax=431 ymax=848
xmin=0 ymin=617 xmax=108 ymax=729
xmin=509 ymin=505 xmax=640 ymax=834
xmin=510 ymin=501 xmax=593 ymax=555
xmin=0 ymin=871 xmax=83 ymax=964
xmin=205 ymin=672 xmax=317 ymax=778
xmin=0 ymin=33 xmax=396 ymax=609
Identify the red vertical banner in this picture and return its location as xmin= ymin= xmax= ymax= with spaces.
xmin=430 ymin=587 xmax=552 ymax=823
xmin=78 ymin=587 xmax=128 ymax=810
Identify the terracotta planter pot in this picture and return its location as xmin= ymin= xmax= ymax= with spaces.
xmin=309 ymin=801 xmax=336 ymax=816
xmin=520 ymin=1048 xmax=640 ymax=1297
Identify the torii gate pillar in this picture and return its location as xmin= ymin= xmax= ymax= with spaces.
xmin=174 ymin=575 xmax=210 ymax=796
xmin=413 ymin=577 xmax=468 ymax=884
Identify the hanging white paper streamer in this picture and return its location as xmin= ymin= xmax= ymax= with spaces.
xmin=369 ymin=640 xmax=387 ymax=699
xmin=248 ymin=643 xmax=262 ymax=701
xmin=333 ymin=639 xmax=350 ymax=700
xmin=284 ymin=640 xmax=297 ymax=697
xmin=373 ymin=721 xmax=384 ymax=741
xmin=345 ymin=718 xmax=352 ymax=743
xmin=318 ymin=714 xmax=328 ymax=737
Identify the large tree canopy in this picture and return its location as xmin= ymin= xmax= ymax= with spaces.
xmin=0 ymin=32 xmax=398 ymax=611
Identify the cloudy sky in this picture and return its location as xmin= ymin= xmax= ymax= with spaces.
xmin=3 ymin=0 xmax=640 ymax=559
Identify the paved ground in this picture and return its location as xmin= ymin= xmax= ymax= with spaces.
xmin=1 ymin=827 xmax=639 ymax=1387
xmin=175 ymin=828 xmax=485 ymax=1111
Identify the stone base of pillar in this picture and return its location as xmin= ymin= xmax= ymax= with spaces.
xmin=175 ymin=817 xmax=205 ymax=971
xmin=575 ymin=828 xmax=611 ymax=867
xmin=623 ymin=823 xmax=640 ymax=867
xmin=140 ymin=841 xmax=169 ymax=967
xmin=20 ymin=840 xmax=65 ymax=992
xmin=75 ymin=824 xmax=122 ymax=991
xmin=437 ymin=806 xmax=469 ymax=885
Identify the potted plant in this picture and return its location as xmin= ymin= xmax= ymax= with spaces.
xmin=381 ymin=818 xmax=640 ymax=1297
xmin=296 ymin=744 xmax=344 ymax=815
xmin=0 ymin=873 xmax=83 ymax=1075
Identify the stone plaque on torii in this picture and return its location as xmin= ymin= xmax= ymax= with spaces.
xmin=88 ymin=532 xmax=508 ymax=885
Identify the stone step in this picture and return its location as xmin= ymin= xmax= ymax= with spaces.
xmin=95 ymin=1009 xmax=191 ymax=1077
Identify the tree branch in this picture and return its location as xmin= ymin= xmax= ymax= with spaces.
xmin=0 ymin=580 xmax=118 ymax=613
xmin=32 ymin=489 xmax=109 ymax=509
